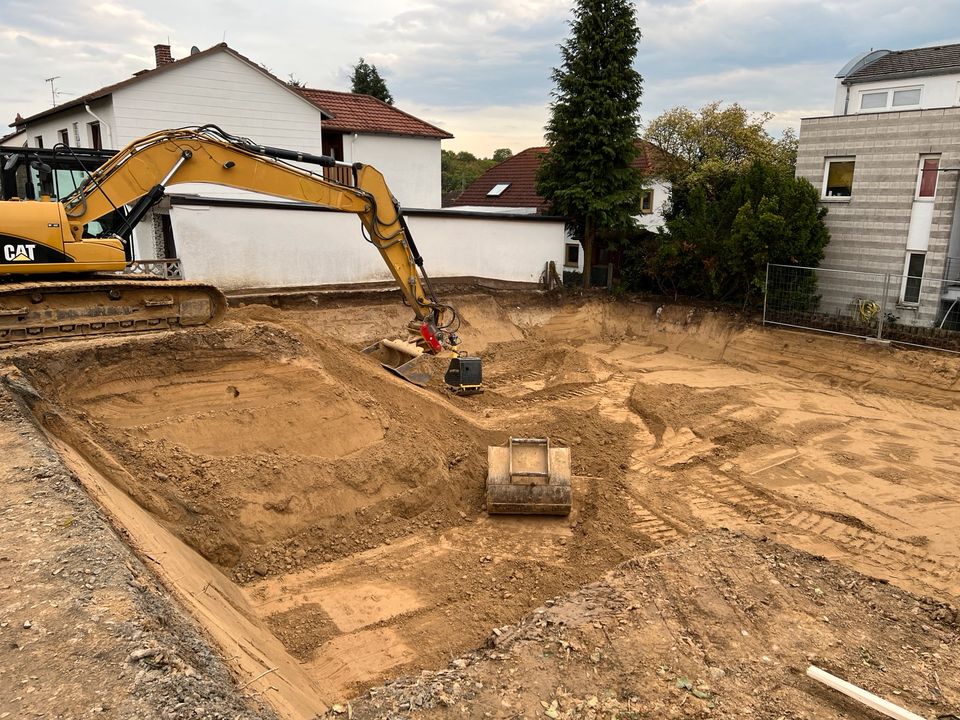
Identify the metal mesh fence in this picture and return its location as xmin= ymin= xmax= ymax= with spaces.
xmin=764 ymin=263 xmax=960 ymax=353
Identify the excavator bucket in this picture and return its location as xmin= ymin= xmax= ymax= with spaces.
xmin=486 ymin=437 xmax=572 ymax=516
xmin=362 ymin=338 xmax=435 ymax=386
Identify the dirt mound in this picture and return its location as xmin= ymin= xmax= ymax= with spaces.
xmin=9 ymin=291 xmax=960 ymax=717
xmin=337 ymin=532 xmax=960 ymax=720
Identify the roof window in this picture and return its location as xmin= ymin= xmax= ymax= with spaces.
xmin=487 ymin=182 xmax=510 ymax=197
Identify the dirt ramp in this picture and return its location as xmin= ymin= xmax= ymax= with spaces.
xmin=20 ymin=319 xmax=502 ymax=576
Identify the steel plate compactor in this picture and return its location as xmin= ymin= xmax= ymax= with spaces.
xmin=486 ymin=437 xmax=572 ymax=516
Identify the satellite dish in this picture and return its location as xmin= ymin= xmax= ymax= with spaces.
xmin=190 ymin=46 xmax=200 ymax=55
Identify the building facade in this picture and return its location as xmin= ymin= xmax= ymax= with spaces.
xmin=797 ymin=43 xmax=960 ymax=327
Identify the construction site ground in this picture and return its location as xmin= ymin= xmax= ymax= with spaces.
xmin=0 ymin=290 xmax=958 ymax=720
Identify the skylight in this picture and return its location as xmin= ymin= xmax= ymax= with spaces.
xmin=487 ymin=182 xmax=511 ymax=197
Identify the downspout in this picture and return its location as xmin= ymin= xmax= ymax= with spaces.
xmin=843 ymin=83 xmax=850 ymax=115
xmin=84 ymin=104 xmax=113 ymax=148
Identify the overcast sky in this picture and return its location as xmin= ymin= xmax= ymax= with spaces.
xmin=2 ymin=0 xmax=960 ymax=156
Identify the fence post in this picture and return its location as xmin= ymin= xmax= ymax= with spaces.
xmin=762 ymin=263 xmax=770 ymax=325
xmin=877 ymin=273 xmax=890 ymax=340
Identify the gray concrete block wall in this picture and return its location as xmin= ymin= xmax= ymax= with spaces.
xmin=797 ymin=107 xmax=960 ymax=326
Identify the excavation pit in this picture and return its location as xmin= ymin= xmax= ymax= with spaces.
xmin=9 ymin=292 xmax=960 ymax=718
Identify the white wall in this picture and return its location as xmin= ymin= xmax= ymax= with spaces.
xmin=636 ymin=179 xmax=670 ymax=231
xmin=21 ymin=97 xmax=116 ymax=151
xmin=1 ymin=130 xmax=26 ymax=146
xmin=167 ymin=201 xmax=566 ymax=290
xmin=834 ymin=72 xmax=960 ymax=115
xmin=345 ymin=134 xmax=442 ymax=209
xmin=112 ymin=51 xmax=324 ymax=151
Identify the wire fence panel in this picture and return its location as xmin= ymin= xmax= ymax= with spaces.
xmin=764 ymin=263 xmax=960 ymax=353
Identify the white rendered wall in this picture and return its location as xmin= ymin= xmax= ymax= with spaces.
xmin=111 ymin=52 xmax=324 ymax=150
xmin=833 ymin=72 xmax=960 ymax=116
xmin=19 ymin=97 xmax=116 ymax=152
xmin=636 ymin=179 xmax=670 ymax=230
xmin=167 ymin=202 xmax=566 ymax=290
xmin=1 ymin=130 xmax=26 ymax=147
xmin=344 ymin=134 xmax=442 ymax=209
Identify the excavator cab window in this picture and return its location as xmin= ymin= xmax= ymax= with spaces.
xmin=0 ymin=145 xmax=130 ymax=241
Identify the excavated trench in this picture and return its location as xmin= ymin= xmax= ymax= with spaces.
xmin=10 ymin=293 xmax=960 ymax=719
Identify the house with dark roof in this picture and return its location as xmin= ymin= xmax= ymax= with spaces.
xmin=7 ymin=43 xmax=453 ymax=267
xmin=449 ymin=141 xmax=673 ymax=279
xmin=797 ymin=41 xmax=960 ymax=327
xmin=9 ymin=43 xmax=451 ymax=209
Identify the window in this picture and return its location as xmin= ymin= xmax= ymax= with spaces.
xmin=822 ymin=158 xmax=855 ymax=198
xmin=89 ymin=122 xmax=102 ymax=150
xmin=640 ymin=189 xmax=654 ymax=214
xmin=901 ymin=252 xmax=925 ymax=304
xmin=58 ymin=129 xmax=69 ymax=147
xmin=487 ymin=182 xmax=510 ymax=197
xmin=34 ymin=136 xmax=43 ymax=148
xmin=857 ymin=86 xmax=922 ymax=112
xmin=893 ymin=88 xmax=921 ymax=106
xmin=917 ymin=155 xmax=940 ymax=198
xmin=860 ymin=92 xmax=887 ymax=110
xmin=564 ymin=243 xmax=580 ymax=267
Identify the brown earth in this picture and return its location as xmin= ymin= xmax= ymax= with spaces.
xmin=1 ymin=291 xmax=959 ymax=719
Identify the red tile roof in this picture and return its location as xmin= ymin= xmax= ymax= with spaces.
xmin=299 ymin=89 xmax=453 ymax=139
xmin=449 ymin=140 xmax=671 ymax=211
xmin=449 ymin=147 xmax=550 ymax=211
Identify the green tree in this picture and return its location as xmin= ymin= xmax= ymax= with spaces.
xmin=350 ymin=58 xmax=394 ymax=105
xmin=441 ymin=150 xmax=497 ymax=195
xmin=632 ymin=160 xmax=829 ymax=305
xmin=644 ymin=101 xmax=794 ymax=186
xmin=536 ymin=0 xmax=644 ymax=287
xmin=492 ymin=148 xmax=513 ymax=163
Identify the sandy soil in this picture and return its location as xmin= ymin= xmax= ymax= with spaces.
xmin=2 ymin=291 xmax=959 ymax=719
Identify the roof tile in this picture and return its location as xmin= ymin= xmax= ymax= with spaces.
xmin=299 ymin=89 xmax=453 ymax=139
xmin=449 ymin=140 xmax=670 ymax=211
xmin=846 ymin=43 xmax=960 ymax=82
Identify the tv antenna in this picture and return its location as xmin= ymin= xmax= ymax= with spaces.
xmin=45 ymin=76 xmax=61 ymax=107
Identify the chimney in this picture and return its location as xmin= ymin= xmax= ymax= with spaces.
xmin=154 ymin=44 xmax=173 ymax=67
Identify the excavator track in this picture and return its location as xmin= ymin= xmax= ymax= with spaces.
xmin=0 ymin=277 xmax=227 ymax=344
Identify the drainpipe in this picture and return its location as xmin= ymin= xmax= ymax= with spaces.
xmin=84 ymin=104 xmax=113 ymax=148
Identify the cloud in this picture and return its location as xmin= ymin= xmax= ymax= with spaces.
xmin=2 ymin=1 xmax=960 ymax=154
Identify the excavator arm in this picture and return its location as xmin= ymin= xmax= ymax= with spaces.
xmin=0 ymin=126 xmax=479 ymax=390
xmin=59 ymin=125 xmax=452 ymax=331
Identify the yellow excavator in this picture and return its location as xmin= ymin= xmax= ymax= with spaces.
xmin=0 ymin=125 xmax=481 ymax=390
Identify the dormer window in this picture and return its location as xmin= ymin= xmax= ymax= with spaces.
xmin=858 ymin=86 xmax=922 ymax=112
xmin=487 ymin=182 xmax=510 ymax=197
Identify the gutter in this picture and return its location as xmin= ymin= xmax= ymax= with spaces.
xmin=84 ymin=104 xmax=113 ymax=148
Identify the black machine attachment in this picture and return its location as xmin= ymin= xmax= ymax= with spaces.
xmin=445 ymin=356 xmax=483 ymax=395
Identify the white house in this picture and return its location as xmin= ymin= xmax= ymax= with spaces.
xmin=9 ymin=44 xmax=452 ymax=259
xmin=7 ymin=44 xmax=573 ymax=292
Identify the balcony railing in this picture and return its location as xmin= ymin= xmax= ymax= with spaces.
xmin=323 ymin=165 xmax=354 ymax=187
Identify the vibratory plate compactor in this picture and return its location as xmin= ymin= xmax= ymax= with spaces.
xmin=486 ymin=437 xmax=572 ymax=516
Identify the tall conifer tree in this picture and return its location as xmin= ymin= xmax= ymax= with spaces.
xmin=537 ymin=0 xmax=644 ymax=286
xmin=350 ymin=58 xmax=394 ymax=105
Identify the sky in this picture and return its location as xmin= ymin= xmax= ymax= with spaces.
xmin=2 ymin=0 xmax=960 ymax=156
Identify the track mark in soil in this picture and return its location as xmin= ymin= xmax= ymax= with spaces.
xmin=621 ymin=492 xmax=686 ymax=545
xmin=674 ymin=465 xmax=960 ymax=598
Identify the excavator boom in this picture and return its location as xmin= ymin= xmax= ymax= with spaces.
xmin=0 ymin=126 xmax=471 ymax=387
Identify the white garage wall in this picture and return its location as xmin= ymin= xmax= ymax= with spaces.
xmin=168 ymin=200 xmax=566 ymax=290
